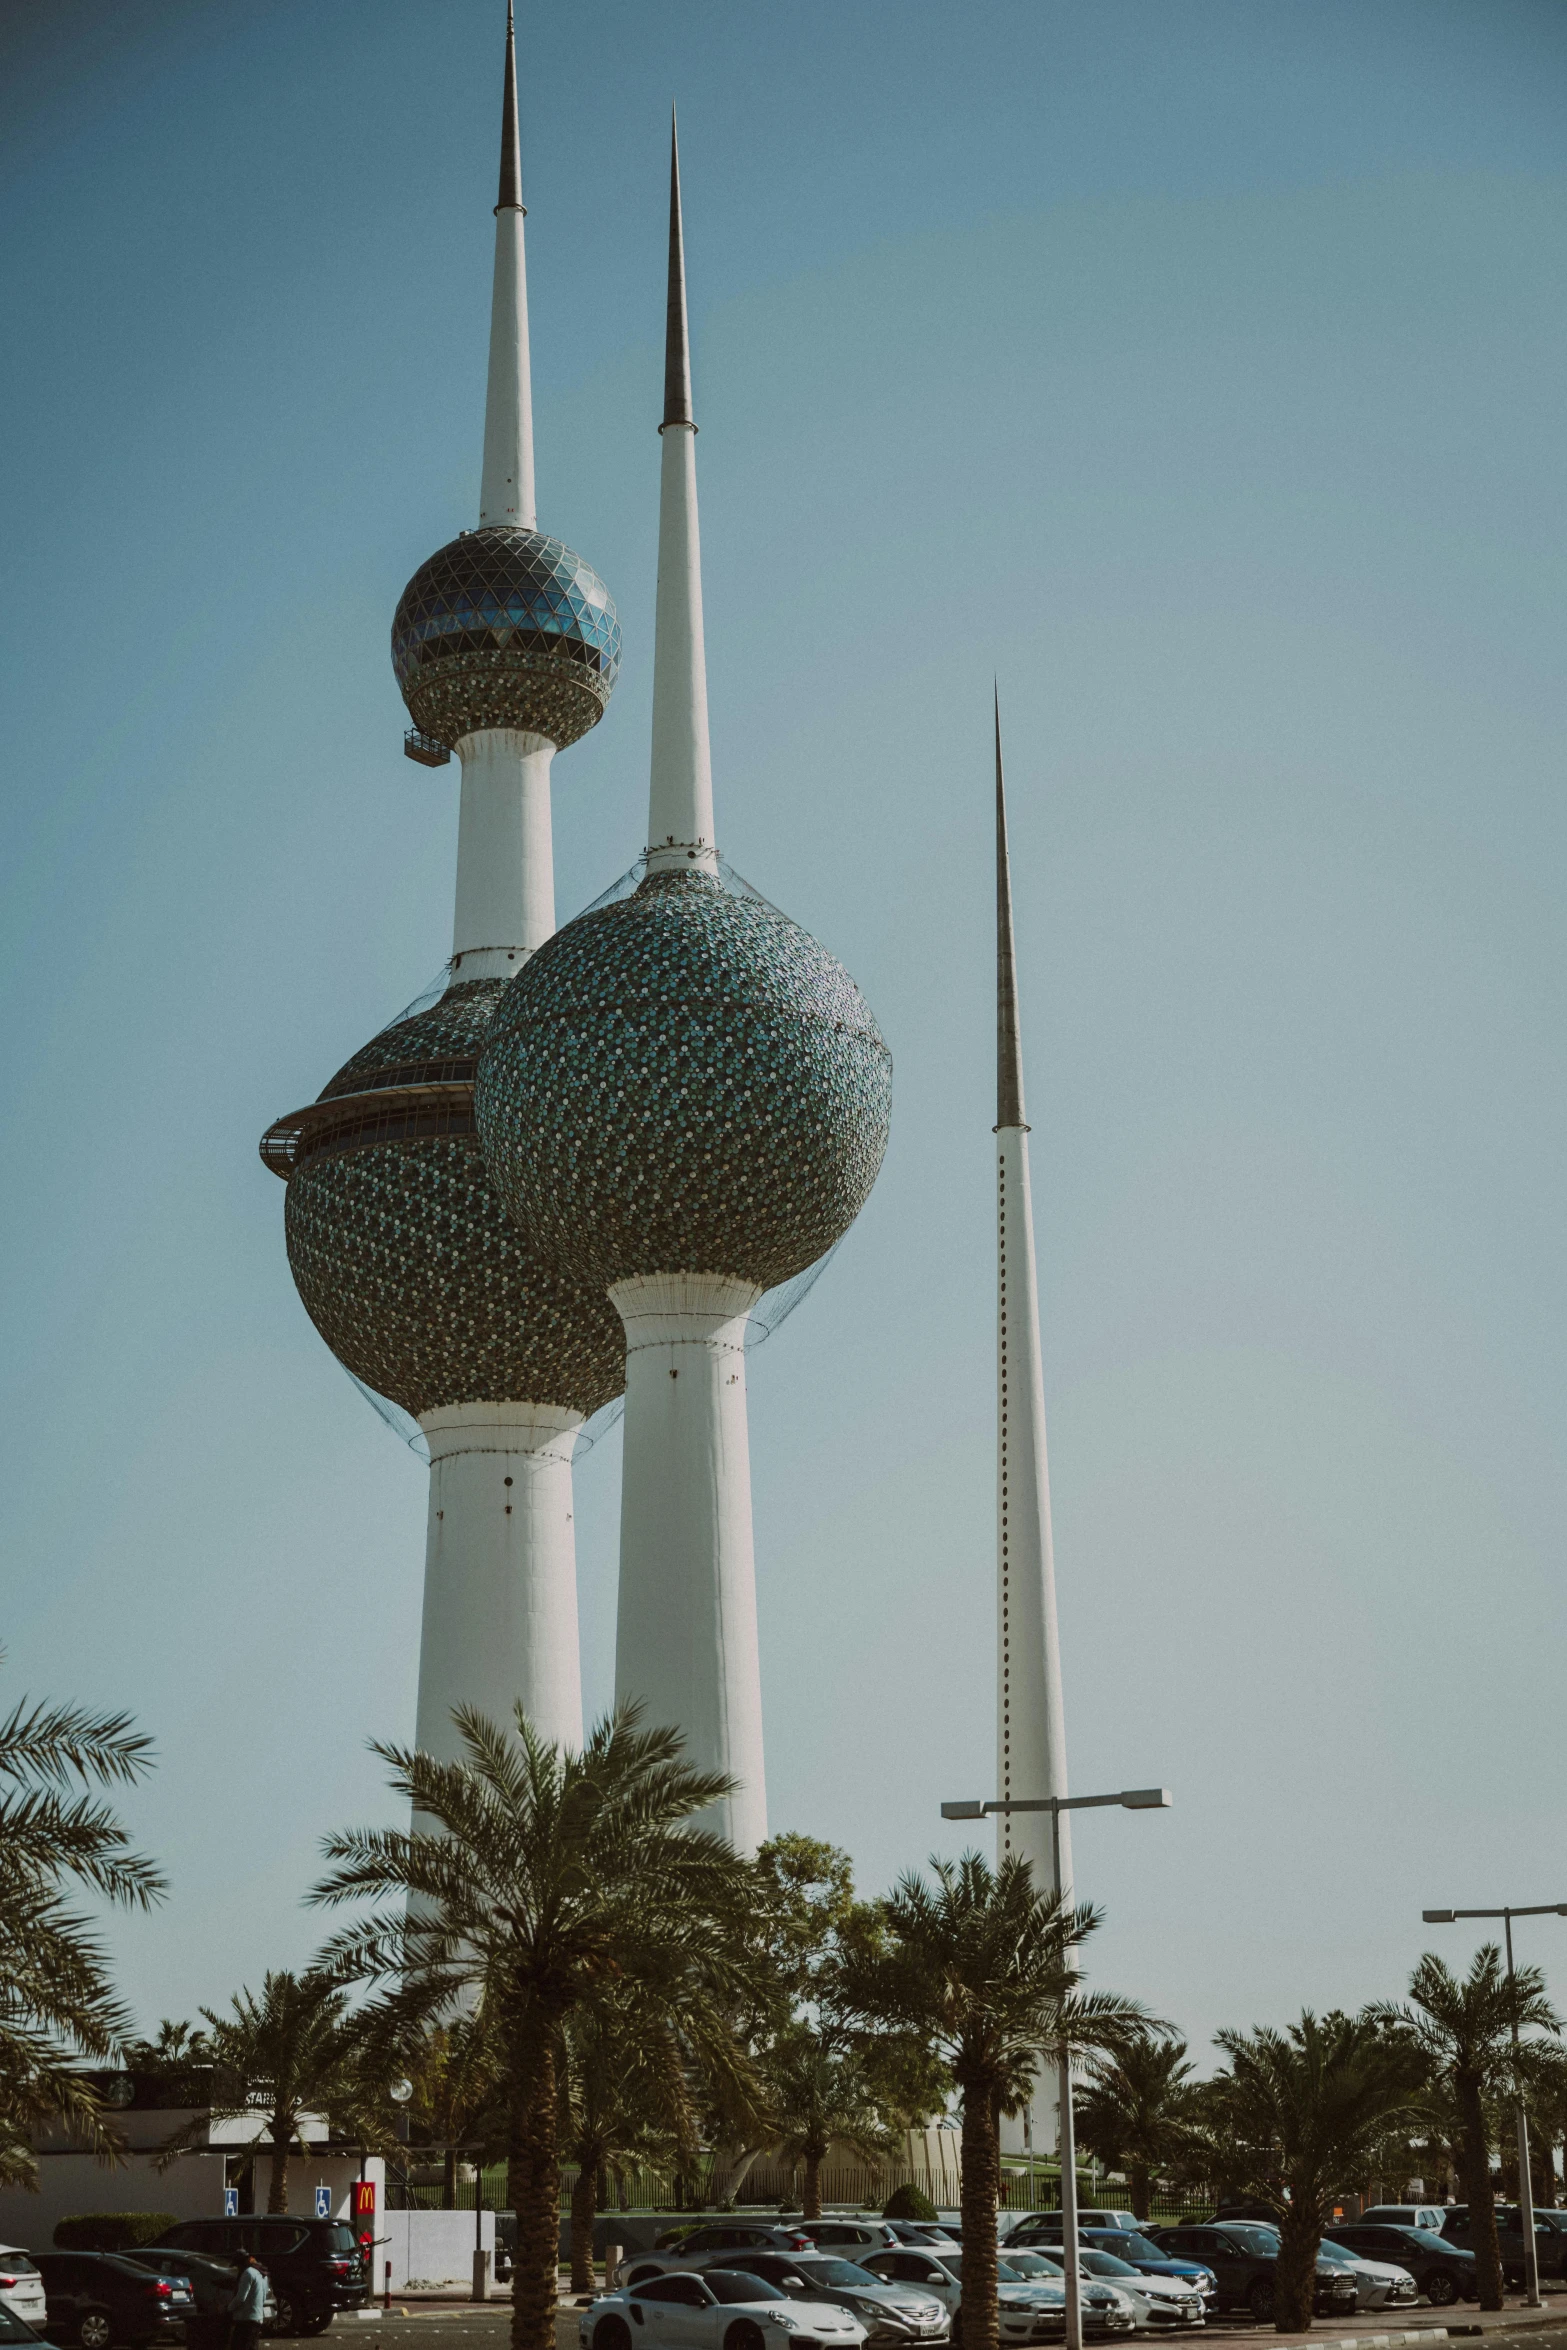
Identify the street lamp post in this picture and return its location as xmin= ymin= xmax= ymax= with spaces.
xmin=942 ymin=1788 xmax=1172 ymax=2350
xmin=1421 ymin=1900 xmax=1567 ymax=2310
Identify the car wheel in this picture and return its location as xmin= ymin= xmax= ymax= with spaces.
xmin=1246 ymin=2279 xmax=1274 ymax=2322
xmin=271 ymin=2296 xmax=300 ymax=2337
xmin=1425 ymin=2274 xmax=1458 ymax=2308
xmin=77 ymin=2309 xmax=115 ymax=2350
xmin=724 ymin=2325 xmax=767 ymax=2350
xmin=593 ymin=2321 xmax=633 ymax=2350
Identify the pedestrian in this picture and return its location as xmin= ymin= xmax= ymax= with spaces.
xmin=228 ymin=2250 xmax=267 ymax=2350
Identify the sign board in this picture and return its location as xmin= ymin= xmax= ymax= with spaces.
xmin=352 ymin=2182 xmax=376 ymax=2220
xmin=315 ymin=2187 xmax=332 ymax=2220
xmin=224 ymin=2189 xmax=239 ymax=2218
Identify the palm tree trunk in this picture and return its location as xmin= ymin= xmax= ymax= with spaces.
xmin=570 ymin=2157 xmax=597 ymax=2295
xmin=268 ymin=2115 xmax=290 ymax=2215
xmin=957 ymin=2070 xmax=1001 ymax=2350
xmin=1457 ymin=2075 xmax=1503 ymax=2310
xmin=1274 ymin=2206 xmax=1320 ymax=2333
xmin=803 ymin=2144 xmax=824 ymax=2223
xmin=508 ymin=2023 xmax=561 ymax=2350
xmin=1129 ymin=2162 xmax=1150 ymax=2222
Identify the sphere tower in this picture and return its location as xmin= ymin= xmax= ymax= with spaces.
xmin=260 ymin=5 xmax=622 ymax=1760
xmin=475 ymin=124 xmax=892 ymax=1848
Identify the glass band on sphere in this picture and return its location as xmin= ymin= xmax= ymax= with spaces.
xmin=280 ymin=982 xmax=626 ymax=1421
xmin=475 ymin=870 xmax=893 ymax=1292
xmin=392 ymin=526 xmax=621 ymax=752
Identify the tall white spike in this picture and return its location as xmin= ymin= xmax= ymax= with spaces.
xmin=644 ymin=114 xmax=718 ymax=876
xmin=994 ymin=696 xmax=1072 ymax=1904
xmin=478 ymin=1 xmax=536 ymax=528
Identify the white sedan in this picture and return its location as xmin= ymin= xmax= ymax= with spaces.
xmin=582 ymin=2270 xmax=870 ymax=2350
xmin=1059 ymin=2254 xmax=1205 ymax=2330
xmin=1318 ymin=2244 xmax=1418 ymax=2313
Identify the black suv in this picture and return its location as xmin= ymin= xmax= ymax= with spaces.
xmin=652 ymin=2224 xmax=815 ymax=2258
xmin=157 ymin=2218 xmax=367 ymax=2334
xmin=1327 ymin=2225 xmax=1477 ymax=2307
xmin=33 ymin=2251 xmax=194 ymax=2349
xmin=1152 ymin=2224 xmax=1357 ymax=2321
xmin=1439 ymin=2208 xmax=1567 ymax=2286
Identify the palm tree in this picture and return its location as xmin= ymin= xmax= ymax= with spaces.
xmin=1076 ymin=2036 xmax=1196 ymax=2219
xmin=1370 ymin=1949 xmax=1562 ymax=2310
xmin=1209 ymin=2011 xmax=1424 ymax=2331
xmin=842 ymin=1851 xmax=1148 ymax=2350
xmin=560 ymin=1994 xmax=696 ymax=2291
xmin=0 ymin=1673 xmax=165 ymax=2182
xmin=310 ymin=1706 xmax=761 ymax=2350
xmin=161 ymin=1972 xmax=374 ymax=2224
xmin=406 ymin=2014 xmax=506 ymax=2210
xmin=766 ymin=2026 xmax=894 ymax=2220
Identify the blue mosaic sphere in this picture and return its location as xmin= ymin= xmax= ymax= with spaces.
xmin=274 ymin=981 xmax=626 ymax=1420
xmin=392 ymin=526 xmax=620 ymax=753
xmin=474 ymin=870 xmax=892 ymax=1292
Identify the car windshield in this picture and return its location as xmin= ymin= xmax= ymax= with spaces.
xmin=1000 ymin=2255 xmax=1062 ymax=2278
xmin=1225 ymin=2228 xmax=1281 ymax=2256
xmin=800 ymin=2262 xmax=880 ymax=2289
xmin=704 ymin=2275 xmax=774 ymax=2305
xmin=1101 ymin=2237 xmax=1164 ymax=2263
xmin=1080 ymin=2253 xmax=1137 ymax=2277
xmin=1316 ymin=2246 xmax=1356 ymax=2269
xmin=0 ymin=2308 xmax=37 ymax=2345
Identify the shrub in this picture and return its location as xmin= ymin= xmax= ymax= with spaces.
xmin=54 ymin=2215 xmax=178 ymax=2253
xmin=882 ymin=2183 xmax=938 ymax=2223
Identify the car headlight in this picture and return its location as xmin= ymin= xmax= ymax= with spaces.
xmin=772 ymin=2319 xmax=803 ymax=2334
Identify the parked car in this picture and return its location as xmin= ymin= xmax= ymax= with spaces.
xmin=1358 ymin=2208 xmax=1450 ymax=2234
xmin=581 ymin=2270 xmax=868 ymax=2350
xmin=858 ymin=2244 xmax=1134 ymax=2342
xmin=124 ymin=2248 xmax=277 ymax=2350
xmin=1149 ymin=2226 xmax=1357 ymax=2322
xmin=1004 ymin=2217 xmax=1141 ymax=2242
xmin=797 ymin=2229 xmax=900 ymax=2258
xmin=0 ymin=2296 xmax=45 ymax=2349
xmin=885 ymin=2230 xmax=959 ymax=2251
xmin=156 ymin=2217 xmax=367 ymax=2333
xmin=1071 ymin=2232 xmax=1218 ymax=2310
xmin=1326 ymin=2225 xmax=1478 ymax=2307
xmin=1315 ymin=2242 xmax=1417 ymax=2313
xmin=1438 ymin=2208 xmax=1567 ymax=2285
xmin=663 ymin=2250 xmax=949 ymax=2347
xmin=1066 ymin=2253 xmax=1205 ymax=2330
xmin=655 ymin=2228 xmax=818 ymax=2260
xmin=34 ymin=2251 xmax=193 ymax=2349
xmin=0 ymin=2252 xmax=47 ymax=2333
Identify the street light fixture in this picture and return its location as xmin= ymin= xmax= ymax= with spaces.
xmin=1419 ymin=1901 xmax=1567 ymax=2310
xmin=940 ymin=1788 xmax=1172 ymax=2350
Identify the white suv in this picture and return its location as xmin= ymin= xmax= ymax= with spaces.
xmin=0 ymin=2250 xmax=47 ymax=2332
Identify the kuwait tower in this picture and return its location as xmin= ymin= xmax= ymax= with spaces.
xmin=260 ymin=7 xmax=622 ymax=1760
xmin=994 ymin=701 xmax=1072 ymax=1902
xmin=476 ymin=122 xmax=892 ymax=1851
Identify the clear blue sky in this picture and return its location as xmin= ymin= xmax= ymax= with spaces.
xmin=4 ymin=0 xmax=1567 ymax=2066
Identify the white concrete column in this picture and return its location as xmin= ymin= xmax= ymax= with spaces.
xmin=997 ymin=1124 xmax=1072 ymax=1899
xmin=479 ymin=202 xmax=536 ymax=529
xmin=610 ymin=1271 xmax=766 ymax=1851
xmin=414 ymin=1400 xmax=584 ymax=1760
xmin=644 ymin=423 xmax=717 ymax=876
xmin=450 ymin=728 xmax=554 ymax=980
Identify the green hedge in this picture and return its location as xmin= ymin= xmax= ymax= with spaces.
xmin=882 ymin=2184 xmax=939 ymax=2223
xmin=54 ymin=2215 xmax=178 ymax=2253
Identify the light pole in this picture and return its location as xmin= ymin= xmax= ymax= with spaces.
xmin=1421 ymin=1900 xmax=1567 ymax=2310
xmin=942 ymin=1787 xmax=1172 ymax=2350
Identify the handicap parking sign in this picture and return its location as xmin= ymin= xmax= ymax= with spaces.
xmin=315 ymin=2188 xmax=331 ymax=2220
xmin=224 ymin=2189 xmax=238 ymax=2218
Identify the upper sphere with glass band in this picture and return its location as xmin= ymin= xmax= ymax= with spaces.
xmin=474 ymin=869 xmax=893 ymax=1292
xmin=392 ymin=525 xmax=621 ymax=752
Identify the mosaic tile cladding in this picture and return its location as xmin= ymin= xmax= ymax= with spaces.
xmin=392 ymin=526 xmax=621 ymax=752
xmin=475 ymin=870 xmax=893 ymax=1292
xmin=280 ymin=981 xmax=625 ymax=1420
